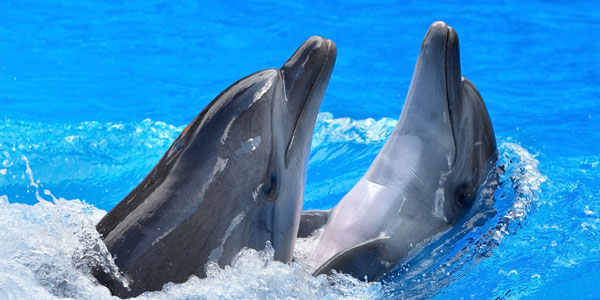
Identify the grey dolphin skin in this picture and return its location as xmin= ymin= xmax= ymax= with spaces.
xmin=94 ymin=36 xmax=336 ymax=297
xmin=305 ymin=21 xmax=497 ymax=280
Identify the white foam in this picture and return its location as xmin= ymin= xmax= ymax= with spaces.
xmin=0 ymin=115 xmax=546 ymax=299
xmin=311 ymin=112 xmax=397 ymax=148
xmin=0 ymin=149 xmax=379 ymax=299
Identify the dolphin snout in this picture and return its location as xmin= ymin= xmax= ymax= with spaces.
xmin=280 ymin=36 xmax=336 ymax=102
xmin=422 ymin=21 xmax=453 ymax=48
xmin=278 ymin=36 xmax=336 ymax=165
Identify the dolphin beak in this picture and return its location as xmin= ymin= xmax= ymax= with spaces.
xmin=280 ymin=36 xmax=336 ymax=104
xmin=279 ymin=36 xmax=337 ymax=166
xmin=421 ymin=21 xmax=461 ymax=121
xmin=421 ymin=21 xmax=461 ymax=108
xmin=396 ymin=21 xmax=461 ymax=166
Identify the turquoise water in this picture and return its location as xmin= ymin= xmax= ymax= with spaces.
xmin=1 ymin=0 xmax=599 ymax=299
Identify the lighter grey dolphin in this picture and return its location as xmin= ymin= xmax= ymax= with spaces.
xmin=94 ymin=36 xmax=336 ymax=297
xmin=304 ymin=21 xmax=497 ymax=280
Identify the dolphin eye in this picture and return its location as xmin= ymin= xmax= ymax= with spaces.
xmin=263 ymin=173 xmax=279 ymax=200
xmin=455 ymin=183 xmax=472 ymax=208
xmin=456 ymin=191 xmax=466 ymax=208
xmin=175 ymin=139 xmax=185 ymax=150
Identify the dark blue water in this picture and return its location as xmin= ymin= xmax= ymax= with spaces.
xmin=1 ymin=0 xmax=599 ymax=299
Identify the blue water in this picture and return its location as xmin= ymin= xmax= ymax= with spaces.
xmin=1 ymin=0 xmax=599 ymax=299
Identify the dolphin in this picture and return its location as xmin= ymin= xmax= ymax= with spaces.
xmin=94 ymin=36 xmax=336 ymax=297
xmin=303 ymin=21 xmax=497 ymax=280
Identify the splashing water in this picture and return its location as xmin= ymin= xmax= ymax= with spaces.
xmin=381 ymin=143 xmax=546 ymax=299
xmin=0 ymin=156 xmax=381 ymax=300
xmin=0 ymin=113 xmax=544 ymax=299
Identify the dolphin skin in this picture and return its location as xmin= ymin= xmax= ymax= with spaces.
xmin=95 ymin=36 xmax=336 ymax=297
xmin=305 ymin=21 xmax=497 ymax=280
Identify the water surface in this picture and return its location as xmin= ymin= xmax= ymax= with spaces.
xmin=1 ymin=0 xmax=599 ymax=299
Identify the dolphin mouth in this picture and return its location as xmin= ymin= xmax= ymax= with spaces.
xmin=405 ymin=21 xmax=461 ymax=167
xmin=432 ymin=21 xmax=461 ymax=167
xmin=442 ymin=23 xmax=459 ymax=167
xmin=279 ymin=37 xmax=337 ymax=164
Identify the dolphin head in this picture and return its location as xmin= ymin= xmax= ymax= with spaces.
xmin=394 ymin=21 xmax=461 ymax=164
xmin=280 ymin=36 xmax=337 ymax=168
xmin=94 ymin=37 xmax=336 ymax=296
xmin=373 ymin=21 xmax=496 ymax=223
xmin=218 ymin=36 xmax=336 ymax=262
xmin=305 ymin=22 xmax=496 ymax=282
xmin=163 ymin=36 xmax=336 ymax=265
xmin=262 ymin=36 xmax=337 ymax=261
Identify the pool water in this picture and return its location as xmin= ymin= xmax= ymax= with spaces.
xmin=1 ymin=0 xmax=599 ymax=299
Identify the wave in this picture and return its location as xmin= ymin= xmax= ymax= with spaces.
xmin=0 ymin=113 xmax=544 ymax=299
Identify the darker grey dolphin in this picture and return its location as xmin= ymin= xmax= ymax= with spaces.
xmin=94 ymin=36 xmax=336 ymax=297
xmin=304 ymin=21 xmax=497 ymax=280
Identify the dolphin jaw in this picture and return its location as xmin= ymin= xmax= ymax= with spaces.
xmin=280 ymin=38 xmax=336 ymax=166
xmin=399 ymin=21 xmax=462 ymax=169
xmin=424 ymin=21 xmax=462 ymax=169
xmin=443 ymin=23 xmax=460 ymax=168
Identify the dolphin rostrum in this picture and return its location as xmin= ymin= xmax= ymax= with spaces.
xmin=94 ymin=36 xmax=336 ymax=297
xmin=304 ymin=21 xmax=497 ymax=281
